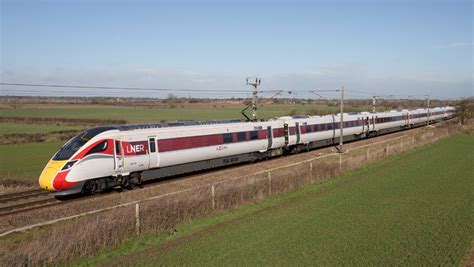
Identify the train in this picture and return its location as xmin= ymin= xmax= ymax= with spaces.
xmin=39 ymin=106 xmax=455 ymax=196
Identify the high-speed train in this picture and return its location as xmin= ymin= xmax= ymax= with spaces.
xmin=39 ymin=106 xmax=455 ymax=196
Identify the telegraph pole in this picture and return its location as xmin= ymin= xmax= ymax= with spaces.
xmin=372 ymin=95 xmax=394 ymax=112
xmin=339 ymin=86 xmax=344 ymax=152
xmin=246 ymin=77 xmax=261 ymax=121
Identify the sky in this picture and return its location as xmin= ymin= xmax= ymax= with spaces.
xmin=0 ymin=0 xmax=473 ymax=99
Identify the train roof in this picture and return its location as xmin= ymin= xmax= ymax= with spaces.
xmin=89 ymin=106 xmax=450 ymax=135
xmin=116 ymin=119 xmax=245 ymax=131
xmin=81 ymin=126 xmax=119 ymax=140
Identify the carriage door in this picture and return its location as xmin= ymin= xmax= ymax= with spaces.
xmin=365 ymin=117 xmax=370 ymax=134
xmin=295 ymin=122 xmax=301 ymax=144
xmin=114 ymin=140 xmax=124 ymax=172
xmin=284 ymin=123 xmax=289 ymax=145
xmin=267 ymin=126 xmax=273 ymax=149
xmin=148 ymin=137 xmax=158 ymax=168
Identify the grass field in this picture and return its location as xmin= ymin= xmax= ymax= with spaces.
xmin=74 ymin=134 xmax=474 ymax=266
xmin=0 ymin=123 xmax=82 ymax=135
xmin=0 ymin=104 xmax=347 ymax=123
xmin=0 ymin=141 xmax=63 ymax=184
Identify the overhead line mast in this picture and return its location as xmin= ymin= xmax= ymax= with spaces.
xmin=309 ymin=87 xmax=344 ymax=152
xmin=246 ymin=77 xmax=261 ymax=121
xmin=339 ymin=86 xmax=344 ymax=152
xmin=372 ymin=95 xmax=394 ymax=112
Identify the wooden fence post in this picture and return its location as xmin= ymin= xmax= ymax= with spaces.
xmin=268 ymin=172 xmax=272 ymax=195
xmin=211 ymin=185 xmax=215 ymax=209
xmin=135 ymin=203 xmax=140 ymax=235
xmin=339 ymin=155 xmax=342 ymax=171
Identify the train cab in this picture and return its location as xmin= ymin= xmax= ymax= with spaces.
xmin=39 ymin=126 xmax=118 ymax=194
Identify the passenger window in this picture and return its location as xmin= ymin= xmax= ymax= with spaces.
xmin=306 ymin=125 xmax=311 ymax=133
xmin=149 ymin=138 xmax=156 ymax=153
xmin=250 ymin=131 xmax=259 ymax=140
xmin=223 ymin=133 xmax=233 ymax=143
xmin=237 ymin=132 xmax=246 ymax=142
xmin=86 ymin=141 xmax=108 ymax=156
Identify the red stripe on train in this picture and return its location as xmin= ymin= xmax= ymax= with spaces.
xmin=158 ymin=129 xmax=270 ymax=152
xmin=52 ymin=170 xmax=79 ymax=191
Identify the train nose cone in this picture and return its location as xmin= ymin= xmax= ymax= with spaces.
xmin=39 ymin=160 xmax=66 ymax=191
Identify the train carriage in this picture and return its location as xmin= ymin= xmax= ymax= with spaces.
xmin=39 ymin=106 xmax=456 ymax=197
xmin=373 ymin=110 xmax=409 ymax=134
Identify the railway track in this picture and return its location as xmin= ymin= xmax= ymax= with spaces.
xmin=0 ymin=189 xmax=49 ymax=203
xmin=0 ymin=171 xmax=211 ymax=219
xmin=0 ymin=198 xmax=60 ymax=216
xmin=0 ymin=189 xmax=59 ymax=216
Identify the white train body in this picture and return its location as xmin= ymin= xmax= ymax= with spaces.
xmin=39 ymin=106 xmax=456 ymax=195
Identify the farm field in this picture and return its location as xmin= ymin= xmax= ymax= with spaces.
xmin=0 ymin=123 xmax=83 ymax=135
xmin=0 ymin=141 xmax=64 ymax=184
xmin=0 ymin=104 xmax=359 ymax=123
xmin=76 ymin=134 xmax=474 ymax=266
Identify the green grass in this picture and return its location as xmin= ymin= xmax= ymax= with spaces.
xmin=0 ymin=123 xmax=82 ymax=135
xmin=73 ymin=134 xmax=474 ymax=266
xmin=0 ymin=141 xmax=63 ymax=184
xmin=0 ymin=104 xmax=341 ymax=123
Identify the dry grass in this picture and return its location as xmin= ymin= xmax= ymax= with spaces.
xmin=214 ymin=173 xmax=269 ymax=211
xmin=140 ymin=186 xmax=213 ymax=231
xmin=1 ymin=206 xmax=135 ymax=266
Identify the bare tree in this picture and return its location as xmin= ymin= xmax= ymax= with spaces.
xmin=456 ymin=98 xmax=473 ymax=125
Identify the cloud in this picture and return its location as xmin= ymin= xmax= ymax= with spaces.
xmin=1 ymin=65 xmax=472 ymax=99
xmin=435 ymin=42 xmax=473 ymax=49
xmin=447 ymin=42 xmax=472 ymax=48
xmin=0 ymin=67 xmax=247 ymax=98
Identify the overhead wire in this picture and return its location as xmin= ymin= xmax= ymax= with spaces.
xmin=0 ymin=82 xmax=252 ymax=93
xmin=0 ymin=82 xmax=444 ymax=100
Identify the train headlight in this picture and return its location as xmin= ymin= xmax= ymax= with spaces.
xmin=61 ymin=160 xmax=77 ymax=170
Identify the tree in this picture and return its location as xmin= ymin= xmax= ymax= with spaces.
xmin=456 ymin=98 xmax=473 ymax=125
